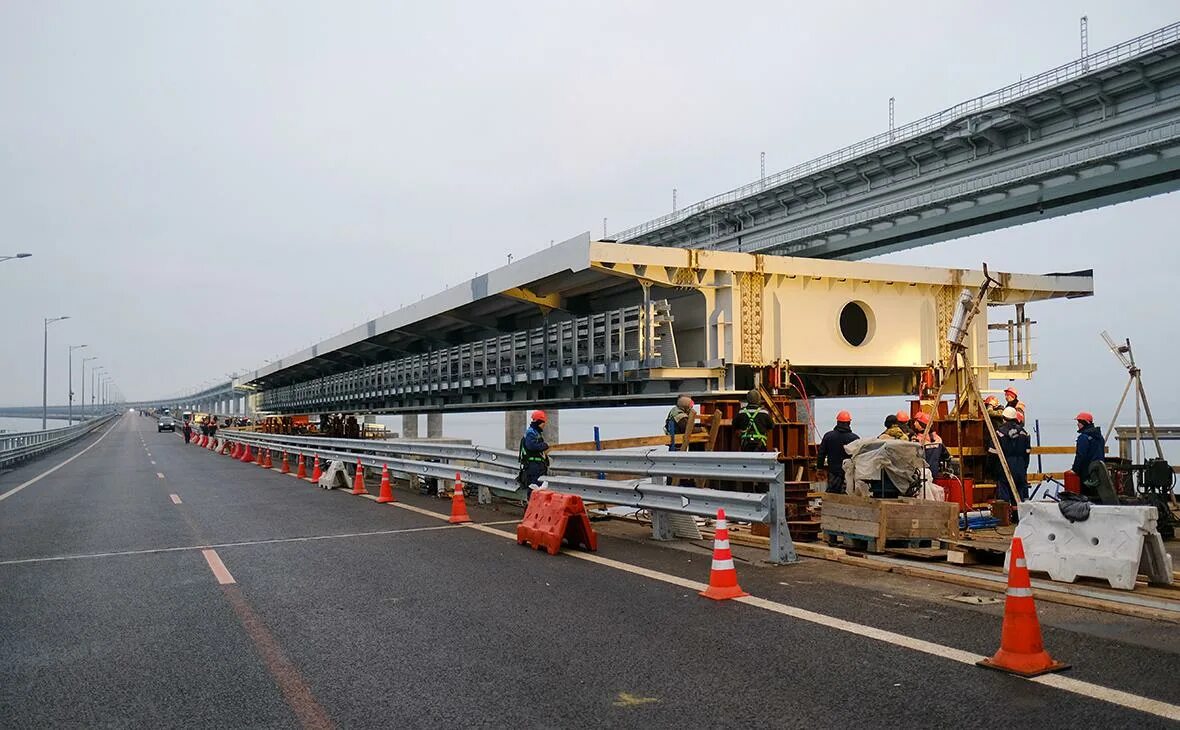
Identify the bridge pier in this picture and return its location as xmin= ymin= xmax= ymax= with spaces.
xmin=427 ymin=413 xmax=442 ymax=439
xmin=504 ymin=409 xmax=558 ymax=449
xmin=401 ymin=414 xmax=419 ymax=439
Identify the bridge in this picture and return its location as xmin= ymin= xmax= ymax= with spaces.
xmin=612 ymin=22 xmax=1180 ymax=260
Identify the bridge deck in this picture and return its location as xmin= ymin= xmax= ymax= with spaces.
xmin=1 ymin=414 xmax=1178 ymax=726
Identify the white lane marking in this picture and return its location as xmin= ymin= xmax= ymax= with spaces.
xmin=156 ymin=472 xmax=165 ymax=479
xmin=0 ymin=420 xmax=119 ymax=503
xmin=151 ymin=461 xmax=156 ymax=465
xmin=410 ymin=507 xmax=1180 ymax=722
xmin=0 ymin=523 xmax=464 ymax=565
xmin=201 ymin=549 xmax=235 ymax=584
xmin=170 ymin=494 xmax=182 ymax=504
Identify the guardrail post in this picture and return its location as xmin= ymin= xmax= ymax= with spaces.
xmin=651 ymin=510 xmax=674 ymax=541
xmin=768 ymin=465 xmax=798 ymax=564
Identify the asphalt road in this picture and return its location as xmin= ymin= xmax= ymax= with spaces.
xmin=1 ymin=414 xmax=1177 ymax=729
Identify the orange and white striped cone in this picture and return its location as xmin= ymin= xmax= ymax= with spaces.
xmin=263 ymin=449 xmax=273 ymax=469
xmin=977 ymin=537 xmax=1069 ymax=677
xmin=230 ymin=442 xmax=240 ymax=459
xmin=310 ymin=455 xmax=322 ymax=483
xmin=280 ymin=451 xmax=290 ymax=474
xmin=700 ymin=508 xmax=749 ymax=601
xmin=376 ymin=464 xmax=395 ymax=503
xmin=296 ymin=453 xmax=307 ymax=479
xmin=448 ymin=472 xmax=471 ymax=524
xmin=351 ymin=459 xmax=368 ymax=495
xmin=240 ymin=444 xmax=253 ymax=463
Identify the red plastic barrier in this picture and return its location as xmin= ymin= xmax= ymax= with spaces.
xmin=516 ymin=491 xmax=598 ymax=556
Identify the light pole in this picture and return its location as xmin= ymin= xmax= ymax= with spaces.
xmin=1 ymin=253 xmax=32 ymax=263
xmin=81 ymin=356 xmax=97 ymax=419
xmin=92 ymin=367 xmax=105 ymax=412
xmin=67 ymin=344 xmax=87 ymax=424
xmin=43 ymin=316 xmax=70 ymax=429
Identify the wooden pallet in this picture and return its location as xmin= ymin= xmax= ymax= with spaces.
xmin=823 ymin=529 xmax=940 ymax=554
xmin=820 ymin=493 xmax=959 ymax=554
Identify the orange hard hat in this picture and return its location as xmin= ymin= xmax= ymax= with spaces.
xmin=984 ymin=395 xmax=999 ymax=407
xmin=530 ymin=410 xmax=547 ymax=423
xmin=914 ymin=412 xmax=931 ymax=426
xmin=835 ymin=410 xmax=852 ymax=423
xmin=1004 ymin=387 xmax=1019 ymax=399
xmin=1075 ymin=411 xmax=1093 ymax=423
xmin=895 ymin=410 xmax=910 ymax=423
xmin=1015 ymin=410 xmax=1025 ymax=424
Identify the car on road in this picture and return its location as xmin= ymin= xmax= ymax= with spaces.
xmin=158 ymin=415 xmax=176 ymax=432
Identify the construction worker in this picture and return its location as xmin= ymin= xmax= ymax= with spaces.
xmin=665 ymin=394 xmax=696 ymax=451
xmin=1003 ymin=387 xmax=1026 ymax=413
xmin=733 ymin=390 xmax=773 ymax=452
xmin=817 ymin=410 xmax=858 ymax=494
xmin=911 ymin=412 xmax=949 ymax=474
xmin=1072 ymin=411 xmax=1105 ymax=490
xmin=879 ymin=414 xmax=908 ymax=440
xmin=181 ymin=419 xmax=192 ymax=444
xmin=991 ymin=407 xmax=1031 ymax=507
xmin=517 ymin=410 xmax=550 ymax=496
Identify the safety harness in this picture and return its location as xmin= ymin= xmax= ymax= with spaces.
xmin=739 ymin=406 xmax=768 ymax=445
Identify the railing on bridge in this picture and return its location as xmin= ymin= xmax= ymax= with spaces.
xmin=259 ymin=302 xmax=664 ymax=412
xmin=0 ymin=413 xmax=119 ymax=469
xmin=218 ymin=429 xmax=796 ymax=563
xmin=612 ymin=21 xmax=1180 ymax=242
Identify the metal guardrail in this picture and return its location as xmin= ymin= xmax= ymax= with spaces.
xmin=612 ymin=21 xmax=1180 ymax=242
xmin=217 ymin=431 xmax=797 ymax=563
xmin=0 ymin=413 xmax=119 ymax=468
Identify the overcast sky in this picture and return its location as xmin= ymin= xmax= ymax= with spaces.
xmin=1 ymin=1 xmax=1177 ymax=444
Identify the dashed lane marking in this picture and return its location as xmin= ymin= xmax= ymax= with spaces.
xmin=151 ymin=461 xmax=156 ymax=465
xmin=201 ymin=549 xmax=235 ymax=584
xmin=397 ymin=505 xmax=1180 ymax=723
xmin=170 ymin=494 xmax=182 ymax=504
xmin=156 ymin=472 xmax=165 ymax=479
xmin=0 ymin=419 xmax=118 ymax=503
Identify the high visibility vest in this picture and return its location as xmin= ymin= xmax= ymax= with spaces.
xmin=739 ymin=407 xmax=768 ymax=444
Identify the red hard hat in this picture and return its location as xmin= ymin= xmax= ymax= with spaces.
xmin=914 ymin=412 xmax=931 ymax=426
xmin=836 ymin=410 xmax=852 ymax=423
xmin=984 ymin=395 xmax=999 ymax=406
xmin=531 ymin=410 xmax=547 ymax=423
xmin=1075 ymin=411 xmax=1093 ymax=423
xmin=1015 ymin=411 xmax=1025 ymax=424
xmin=895 ymin=410 xmax=910 ymax=423
xmin=1004 ymin=387 xmax=1018 ymax=399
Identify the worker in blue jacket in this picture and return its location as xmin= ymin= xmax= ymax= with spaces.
xmin=1072 ymin=411 xmax=1105 ymax=486
xmin=518 ymin=410 xmax=550 ymax=496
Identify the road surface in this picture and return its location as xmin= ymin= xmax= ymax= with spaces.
xmin=1 ymin=414 xmax=1177 ymax=728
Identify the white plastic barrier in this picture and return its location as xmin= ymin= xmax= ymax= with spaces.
xmin=1008 ymin=501 xmax=1174 ymax=590
xmin=318 ymin=461 xmax=352 ymax=490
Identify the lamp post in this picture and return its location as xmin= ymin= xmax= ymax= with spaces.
xmin=81 ymin=356 xmax=97 ymax=419
xmin=92 ymin=367 xmax=104 ymax=412
xmin=1 ymin=253 xmax=32 ymax=263
xmin=42 ymin=316 xmax=70 ymax=429
xmin=67 ymin=344 xmax=87 ymax=424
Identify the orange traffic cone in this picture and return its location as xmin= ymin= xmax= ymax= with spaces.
xmin=240 ymin=444 xmax=253 ymax=463
xmin=280 ymin=452 xmax=290 ymax=474
xmin=448 ymin=472 xmax=471 ymax=524
xmin=230 ymin=443 xmax=240 ymax=459
xmin=310 ymin=455 xmax=322 ymax=483
xmin=296 ymin=453 xmax=307 ymax=479
xmin=263 ymin=449 xmax=273 ymax=469
xmin=376 ymin=464 xmax=395 ymax=503
xmin=700 ymin=508 xmax=749 ymax=601
xmin=977 ymin=537 xmax=1069 ymax=677
xmin=351 ymin=459 xmax=368 ymax=495
xmin=256 ymin=448 xmax=264 ymax=466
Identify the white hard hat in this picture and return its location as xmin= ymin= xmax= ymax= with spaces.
xmin=1002 ymin=406 xmax=1018 ymax=420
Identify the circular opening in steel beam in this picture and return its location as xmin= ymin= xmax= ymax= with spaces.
xmin=839 ymin=301 xmax=873 ymax=347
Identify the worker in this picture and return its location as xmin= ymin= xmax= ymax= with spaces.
xmin=181 ymin=419 xmax=192 ymax=444
xmin=911 ymin=412 xmax=949 ymax=474
xmin=517 ymin=410 xmax=550 ymax=496
xmin=1003 ymin=387 xmax=1026 ymax=413
xmin=879 ymin=414 xmax=908 ymax=440
xmin=896 ymin=410 xmax=913 ymax=439
xmin=1071 ymin=411 xmax=1105 ymax=488
xmin=664 ymin=394 xmax=697 ymax=452
xmin=995 ymin=407 xmax=1031 ymax=506
xmin=733 ymin=390 xmax=773 ymax=452
xmin=817 ymin=410 xmax=858 ymax=494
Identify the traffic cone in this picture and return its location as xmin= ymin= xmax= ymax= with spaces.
xmin=376 ymin=464 xmax=395 ymax=503
xmin=977 ymin=537 xmax=1069 ymax=677
xmin=230 ymin=442 xmax=240 ymax=459
xmin=296 ymin=453 xmax=307 ymax=479
xmin=280 ymin=452 xmax=290 ymax=474
xmin=255 ymin=448 xmax=264 ymax=466
xmin=351 ymin=459 xmax=368 ymax=495
xmin=311 ymin=455 xmax=322 ymax=483
xmin=700 ymin=508 xmax=749 ymax=601
xmin=263 ymin=449 xmax=273 ymax=469
xmin=448 ymin=472 xmax=471 ymax=524
xmin=240 ymin=444 xmax=253 ymax=463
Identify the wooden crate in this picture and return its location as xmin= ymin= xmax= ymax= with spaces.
xmin=821 ymin=493 xmax=960 ymax=553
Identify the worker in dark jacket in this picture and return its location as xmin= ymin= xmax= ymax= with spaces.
xmin=995 ymin=407 xmax=1031 ymax=505
xmin=733 ymin=390 xmax=773 ymax=452
xmin=911 ymin=412 xmax=949 ymax=474
xmin=817 ymin=410 xmax=858 ymax=494
xmin=1072 ymin=411 xmax=1105 ymax=484
xmin=518 ymin=410 xmax=550 ymax=496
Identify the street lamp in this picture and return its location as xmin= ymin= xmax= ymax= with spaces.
xmin=92 ymin=367 xmax=105 ymax=412
xmin=67 ymin=344 xmax=87 ymax=424
xmin=1 ymin=253 xmax=32 ymax=263
xmin=81 ymin=356 xmax=97 ymax=419
xmin=42 ymin=316 xmax=70 ymax=429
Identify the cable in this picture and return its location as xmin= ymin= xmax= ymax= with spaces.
xmin=789 ymin=371 xmax=819 ymax=444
